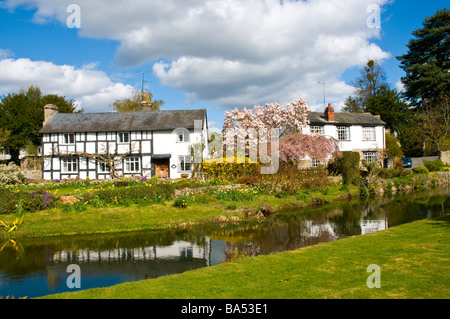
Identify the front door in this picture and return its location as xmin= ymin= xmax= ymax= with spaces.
xmin=155 ymin=164 xmax=169 ymax=178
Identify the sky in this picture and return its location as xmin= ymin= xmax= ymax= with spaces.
xmin=0 ymin=0 xmax=447 ymax=133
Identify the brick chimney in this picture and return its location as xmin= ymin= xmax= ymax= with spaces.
xmin=324 ymin=103 xmax=335 ymax=122
xmin=43 ymin=104 xmax=59 ymax=126
xmin=140 ymin=92 xmax=152 ymax=111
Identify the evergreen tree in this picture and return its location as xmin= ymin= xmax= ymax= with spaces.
xmin=365 ymin=86 xmax=412 ymax=134
xmin=397 ymin=8 xmax=449 ymax=106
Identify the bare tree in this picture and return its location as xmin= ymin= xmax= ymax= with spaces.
xmin=422 ymin=95 xmax=450 ymax=153
xmin=50 ymin=143 xmax=138 ymax=179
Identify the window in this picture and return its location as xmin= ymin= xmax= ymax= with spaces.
xmin=310 ymin=126 xmax=324 ymax=135
xmin=337 ymin=126 xmax=350 ymax=141
xmin=178 ymin=155 xmax=192 ymax=172
xmin=62 ymin=158 xmax=78 ymax=173
xmin=176 ymin=129 xmax=190 ymax=143
xmin=310 ymin=158 xmax=324 ymax=168
xmin=124 ymin=157 xmax=140 ymax=173
xmin=362 ymin=127 xmax=376 ymax=141
xmin=363 ymin=151 xmax=378 ymax=164
xmin=63 ymin=133 xmax=75 ymax=145
xmin=98 ymin=162 xmax=110 ymax=173
xmin=118 ymin=132 xmax=130 ymax=143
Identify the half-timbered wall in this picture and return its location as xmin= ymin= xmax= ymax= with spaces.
xmin=42 ymin=131 xmax=154 ymax=180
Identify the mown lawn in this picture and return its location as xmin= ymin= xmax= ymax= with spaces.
xmin=41 ymin=214 xmax=450 ymax=299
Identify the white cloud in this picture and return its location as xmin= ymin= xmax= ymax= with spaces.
xmin=3 ymin=0 xmax=391 ymax=110
xmin=0 ymin=56 xmax=134 ymax=112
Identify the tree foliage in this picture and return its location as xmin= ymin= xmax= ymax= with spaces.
xmin=397 ymin=8 xmax=450 ymax=105
xmin=279 ymin=133 xmax=341 ymax=163
xmin=0 ymin=86 xmax=79 ymax=164
xmin=110 ymin=89 xmax=164 ymax=112
xmin=221 ymin=99 xmax=310 ymax=161
xmin=385 ymin=132 xmax=403 ymax=159
xmin=365 ymin=86 xmax=412 ymax=134
xmin=342 ymin=59 xmax=389 ymax=113
xmin=397 ymin=8 xmax=450 ymax=155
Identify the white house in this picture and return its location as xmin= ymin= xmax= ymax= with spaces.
xmin=306 ymin=104 xmax=386 ymax=167
xmin=39 ymin=104 xmax=209 ymax=180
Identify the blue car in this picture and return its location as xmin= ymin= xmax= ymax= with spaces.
xmin=401 ymin=156 xmax=412 ymax=168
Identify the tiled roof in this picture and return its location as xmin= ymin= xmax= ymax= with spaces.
xmin=39 ymin=109 xmax=207 ymax=133
xmin=308 ymin=112 xmax=386 ymax=126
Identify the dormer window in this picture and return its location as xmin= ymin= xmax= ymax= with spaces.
xmin=175 ymin=129 xmax=190 ymax=143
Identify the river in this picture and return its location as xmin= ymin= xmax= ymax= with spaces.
xmin=0 ymin=187 xmax=448 ymax=298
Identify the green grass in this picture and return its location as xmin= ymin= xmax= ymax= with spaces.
xmin=41 ymin=214 xmax=450 ymax=299
xmin=0 ymin=183 xmax=360 ymax=239
xmin=0 ymin=202 xmax=231 ymax=238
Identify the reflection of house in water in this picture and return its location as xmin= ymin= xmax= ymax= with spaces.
xmin=47 ymin=238 xmax=226 ymax=289
xmin=361 ymin=206 xmax=388 ymax=235
xmin=360 ymin=219 xmax=387 ymax=234
xmin=300 ymin=220 xmax=340 ymax=242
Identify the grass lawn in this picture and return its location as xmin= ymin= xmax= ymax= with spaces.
xmin=41 ymin=214 xmax=450 ymax=299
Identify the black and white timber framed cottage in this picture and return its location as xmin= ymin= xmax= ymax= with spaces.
xmin=39 ymin=104 xmax=208 ymax=180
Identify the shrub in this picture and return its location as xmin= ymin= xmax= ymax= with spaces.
xmin=89 ymin=195 xmax=107 ymax=208
xmin=329 ymin=152 xmax=361 ymax=185
xmin=423 ymin=159 xmax=445 ymax=172
xmin=174 ymin=195 xmax=189 ymax=208
xmin=0 ymin=188 xmax=18 ymax=214
xmin=0 ymin=163 xmax=27 ymax=185
xmin=20 ymin=190 xmax=57 ymax=212
xmin=85 ymin=183 xmax=175 ymax=206
xmin=377 ymin=168 xmax=411 ymax=179
xmin=202 ymin=157 xmax=260 ymax=181
xmin=412 ymin=166 xmax=430 ymax=174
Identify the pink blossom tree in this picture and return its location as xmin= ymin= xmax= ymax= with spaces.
xmin=219 ymin=98 xmax=341 ymax=166
xmin=279 ymin=133 xmax=341 ymax=163
xmin=222 ymin=98 xmax=310 ymax=137
xmin=220 ymin=99 xmax=310 ymax=161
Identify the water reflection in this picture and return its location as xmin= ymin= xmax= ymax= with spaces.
xmin=0 ymin=187 xmax=448 ymax=298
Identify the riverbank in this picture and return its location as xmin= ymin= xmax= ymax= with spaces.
xmin=40 ymin=213 xmax=450 ymax=299
xmin=1 ymin=172 xmax=448 ymax=239
xmin=0 ymin=183 xmax=360 ymax=239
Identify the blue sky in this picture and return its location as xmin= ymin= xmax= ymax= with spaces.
xmin=0 ymin=0 xmax=447 ymax=132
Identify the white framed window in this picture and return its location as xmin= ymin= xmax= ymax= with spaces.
xmin=118 ymin=132 xmax=130 ymax=144
xmin=124 ymin=157 xmax=140 ymax=173
xmin=62 ymin=158 xmax=78 ymax=173
xmin=363 ymin=151 xmax=378 ymax=164
xmin=176 ymin=129 xmax=190 ymax=143
xmin=362 ymin=127 xmax=376 ymax=141
xmin=337 ymin=126 xmax=350 ymax=141
xmin=310 ymin=126 xmax=324 ymax=135
xmin=63 ymin=133 xmax=75 ymax=145
xmin=310 ymin=158 xmax=324 ymax=168
xmin=178 ymin=155 xmax=192 ymax=172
